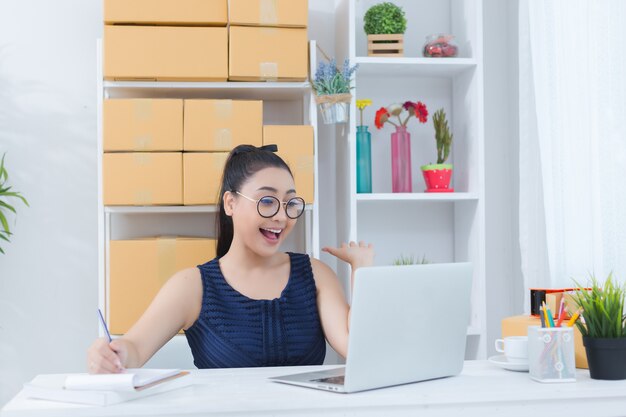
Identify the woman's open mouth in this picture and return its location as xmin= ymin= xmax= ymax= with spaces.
xmin=260 ymin=227 xmax=282 ymax=243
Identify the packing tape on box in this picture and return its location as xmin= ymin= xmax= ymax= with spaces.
xmin=296 ymin=155 xmax=314 ymax=173
xmin=134 ymin=190 xmax=153 ymax=205
xmin=214 ymin=128 xmax=233 ymax=149
xmin=133 ymin=153 xmax=152 ymax=165
xmin=134 ymin=100 xmax=152 ymax=121
xmin=214 ymin=100 xmax=233 ymax=119
xmin=157 ymin=237 xmax=177 ymax=284
xmin=260 ymin=0 xmax=278 ymax=25
xmin=260 ymin=62 xmax=279 ymax=81
xmin=133 ymin=134 xmax=153 ymax=150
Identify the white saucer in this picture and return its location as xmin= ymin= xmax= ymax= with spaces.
xmin=488 ymin=355 xmax=529 ymax=372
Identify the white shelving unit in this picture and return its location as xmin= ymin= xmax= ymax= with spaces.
xmin=335 ymin=0 xmax=486 ymax=359
xmin=96 ymin=40 xmax=321 ymax=368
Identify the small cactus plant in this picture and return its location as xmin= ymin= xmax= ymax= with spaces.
xmin=432 ymin=108 xmax=453 ymax=164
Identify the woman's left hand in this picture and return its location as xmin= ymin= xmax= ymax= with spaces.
xmin=322 ymin=241 xmax=375 ymax=270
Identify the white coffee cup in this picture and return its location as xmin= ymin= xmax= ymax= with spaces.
xmin=494 ymin=336 xmax=528 ymax=364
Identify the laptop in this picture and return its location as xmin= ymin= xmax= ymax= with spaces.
xmin=269 ymin=262 xmax=473 ymax=393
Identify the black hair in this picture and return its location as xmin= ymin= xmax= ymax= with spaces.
xmin=216 ymin=144 xmax=293 ymax=257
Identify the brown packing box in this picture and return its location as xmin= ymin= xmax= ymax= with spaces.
xmin=229 ymin=26 xmax=308 ymax=81
xmin=184 ymin=153 xmax=229 ymax=205
xmin=263 ymin=125 xmax=314 ymax=203
xmin=502 ymin=315 xmax=588 ymax=369
xmin=109 ymin=237 xmax=216 ymax=334
xmin=104 ymin=26 xmax=227 ymax=81
xmin=104 ymin=99 xmax=183 ymax=151
xmin=184 ymin=100 xmax=263 ymax=151
xmin=228 ymin=0 xmax=308 ymax=28
xmin=103 ymin=153 xmax=182 ymax=205
xmin=104 ymin=0 xmax=227 ymax=26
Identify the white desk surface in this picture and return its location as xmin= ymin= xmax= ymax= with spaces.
xmin=3 ymin=360 xmax=626 ymax=417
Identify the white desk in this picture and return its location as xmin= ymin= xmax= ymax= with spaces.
xmin=3 ymin=361 xmax=626 ymax=417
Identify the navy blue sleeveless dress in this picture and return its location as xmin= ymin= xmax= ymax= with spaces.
xmin=184 ymin=252 xmax=326 ymax=368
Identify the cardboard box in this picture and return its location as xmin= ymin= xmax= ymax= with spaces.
xmin=183 ymin=153 xmax=229 ymax=205
xmin=229 ymin=26 xmax=308 ymax=81
xmin=103 ymin=153 xmax=182 ymax=205
xmin=229 ymin=0 xmax=308 ymax=28
xmin=104 ymin=99 xmax=183 ymax=151
xmin=109 ymin=237 xmax=216 ymax=334
xmin=184 ymin=100 xmax=263 ymax=151
xmin=263 ymin=125 xmax=314 ymax=203
xmin=104 ymin=26 xmax=227 ymax=81
xmin=104 ymin=0 xmax=227 ymax=26
xmin=502 ymin=315 xmax=588 ymax=369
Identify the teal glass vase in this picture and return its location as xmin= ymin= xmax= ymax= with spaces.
xmin=356 ymin=125 xmax=372 ymax=193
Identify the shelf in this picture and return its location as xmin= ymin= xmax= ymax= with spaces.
xmin=467 ymin=326 xmax=482 ymax=336
xmin=103 ymin=81 xmax=312 ymax=100
xmin=354 ymin=57 xmax=478 ymax=78
xmin=105 ymin=204 xmax=314 ymax=214
xmin=356 ymin=193 xmax=479 ymax=202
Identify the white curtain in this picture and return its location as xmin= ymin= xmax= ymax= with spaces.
xmin=519 ymin=0 xmax=626 ymax=312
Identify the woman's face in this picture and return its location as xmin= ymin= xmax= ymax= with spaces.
xmin=227 ymin=167 xmax=300 ymax=257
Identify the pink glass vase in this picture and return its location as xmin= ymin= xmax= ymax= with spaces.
xmin=391 ymin=126 xmax=412 ymax=193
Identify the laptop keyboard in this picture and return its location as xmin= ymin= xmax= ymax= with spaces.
xmin=312 ymin=375 xmax=345 ymax=385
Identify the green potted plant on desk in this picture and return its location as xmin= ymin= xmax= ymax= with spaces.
xmin=0 ymin=153 xmax=29 ymax=254
xmin=571 ymin=273 xmax=626 ymax=380
xmin=364 ymin=2 xmax=407 ymax=57
xmin=421 ymin=108 xmax=454 ymax=192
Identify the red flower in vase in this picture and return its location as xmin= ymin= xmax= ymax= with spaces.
xmin=415 ymin=101 xmax=428 ymax=123
xmin=375 ymin=107 xmax=390 ymax=129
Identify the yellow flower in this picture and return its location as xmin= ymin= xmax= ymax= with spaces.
xmin=356 ymin=99 xmax=372 ymax=110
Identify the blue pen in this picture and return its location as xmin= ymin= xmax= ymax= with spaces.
xmin=97 ymin=308 xmax=112 ymax=342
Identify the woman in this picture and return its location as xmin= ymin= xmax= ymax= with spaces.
xmin=87 ymin=144 xmax=374 ymax=373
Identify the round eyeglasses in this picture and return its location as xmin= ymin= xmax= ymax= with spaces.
xmin=235 ymin=191 xmax=306 ymax=219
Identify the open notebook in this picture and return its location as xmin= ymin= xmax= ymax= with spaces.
xmin=23 ymin=369 xmax=191 ymax=406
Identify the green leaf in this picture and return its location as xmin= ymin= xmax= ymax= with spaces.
xmin=0 ymin=211 xmax=9 ymax=235
xmin=0 ymin=200 xmax=16 ymax=214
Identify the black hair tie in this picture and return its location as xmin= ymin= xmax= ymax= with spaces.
xmin=259 ymin=144 xmax=278 ymax=152
xmin=232 ymin=144 xmax=278 ymax=156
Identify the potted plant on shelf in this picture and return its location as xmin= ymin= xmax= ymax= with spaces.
xmin=421 ymin=108 xmax=454 ymax=192
xmin=571 ymin=273 xmax=626 ymax=380
xmin=0 ymin=153 xmax=29 ymax=254
xmin=375 ymin=100 xmax=428 ymax=193
xmin=393 ymin=254 xmax=429 ymax=266
xmin=364 ymin=2 xmax=407 ymax=57
xmin=312 ymin=57 xmax=359 ymax=124
xmin=356 ymin=99 xmax=373 ymax=193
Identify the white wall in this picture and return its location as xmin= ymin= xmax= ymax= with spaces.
xmin=0 ymin=0 xmax=521 ymax=407
xmin=0 ymin=0 xmax=102 ymax=406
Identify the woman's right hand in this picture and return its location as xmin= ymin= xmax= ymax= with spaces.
xmin=86 ymin=338 xmax=127 ymax=374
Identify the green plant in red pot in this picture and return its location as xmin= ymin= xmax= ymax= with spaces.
xmin=421 ymin=108 xmax=453 ymax=192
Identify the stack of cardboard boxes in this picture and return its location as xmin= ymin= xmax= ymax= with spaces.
xmin=103 ymin=0 xmax=309 ymax=82
xmin=101 ymin=0 xmax=313 ymax=334
xmin=228 ymin=0 xmax=308 ymax=81
xmin=104 ymin=0 xmax=228 ymax=81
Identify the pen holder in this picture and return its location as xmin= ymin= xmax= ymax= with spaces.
xmin=528 ymin=326 xmax=576 ymax=383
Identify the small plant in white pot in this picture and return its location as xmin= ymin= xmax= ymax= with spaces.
xmin=312 ymin=57 xmax=358 ymax=124
xmin=421 ymin=108 xmax=454 ymax=192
